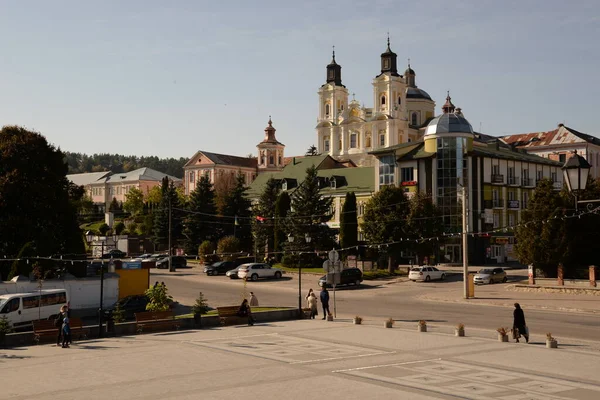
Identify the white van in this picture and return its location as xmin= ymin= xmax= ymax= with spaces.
xmin=0 ymin=289 xmax=68 ymax=328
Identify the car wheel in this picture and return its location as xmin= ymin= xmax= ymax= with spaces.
xmin=425 ymin=275 xmax=431 ymax=282
xmin=274 ymin=271 xmax=282 ymax=279
xmin=489 ymin=278 xmax=493 ymax=284
xmin=411 ymin=280 xmax=416 ymax=282
xmin=440 ymin=274 xmax=446 ymax=281
xmin=251 ymin=274 xmax=259 ymax=281
xmin=355 ymin=279 xmax=361 ymax=286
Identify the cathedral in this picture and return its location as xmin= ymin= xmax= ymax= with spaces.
xmin=316 ymin=38 xmax=436 ymax=167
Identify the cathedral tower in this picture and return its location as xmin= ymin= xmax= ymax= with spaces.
xmin=257 ymin=117 xmax=285 ymax=172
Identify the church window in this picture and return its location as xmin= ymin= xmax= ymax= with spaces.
xmin=381 ymin=95 xmax=386 ymax=106
xmin=350 ymin=133 xmax=357 ymax=148
xmin=380 ymin=134 xmax=385 ymax=147
xmin=338 ymin=138 xmax=342 ymax=151
xmin=411 ymin=112 xmax=418 ymax=126
xmin=398 ymin=96 xmax=401 ymax=105
xmin=325 ymin=103 xmax=330 ymax=117
xmin=278 ymin=155 xmax=282 ymax=165
xmin=341 ymin=104 xmax=344 ymax=111
xmin=324 ymin=139 xmax=330 ymax=152
xmin=269 ymin=155 xmax=274 ymax=165
xmin=366 ymin=134 xmax=372 ymax=148
xmin=189 ymin=171 xmax=195 ymax=183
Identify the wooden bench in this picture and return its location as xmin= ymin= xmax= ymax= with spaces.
xmin=32 ymin=317 xmax=88 ymax=344
xmin=217 ymin=306 xmax=252 ymax=326
xmin=134 ymin=310 xmax=180 ymax=333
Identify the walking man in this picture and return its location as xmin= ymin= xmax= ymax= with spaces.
xmin=320 ymin=286 xmax=331 ymax=320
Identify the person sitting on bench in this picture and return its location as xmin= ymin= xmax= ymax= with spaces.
xmin=237 ymin=299 xmax=254 ymax=326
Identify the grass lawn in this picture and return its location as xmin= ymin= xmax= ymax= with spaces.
xmin=275 ymin=264 xmax=325 ymax=274
xmin=362 ymin=270 xmax=407 ymax=280
xmin=175 ymin=306 xmax=291 ymax=319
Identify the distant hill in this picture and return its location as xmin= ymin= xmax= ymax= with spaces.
xmin=64 ymin=152 xmax=187 ymax=178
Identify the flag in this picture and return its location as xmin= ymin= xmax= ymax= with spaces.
xmin=256 ymin=216 xmax=266 ymax=223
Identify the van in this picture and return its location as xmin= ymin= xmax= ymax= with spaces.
xmin=0 ymin=289 xmax=68 ymax=328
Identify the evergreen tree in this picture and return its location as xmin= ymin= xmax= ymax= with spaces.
xmin=339 ymin=192 xmax=358 ymax=250
xmin=153 ymin=177 xmax=183 ymax=251
xmin=221 ymin=172 xmax=252 ymax=251
xmin=406 ymin=191 xmax=443 ymax=264
xmin=515 ymin=178 xmax=568 ymax=277
xmin=252 ymin=178 xmax=280 ymax=258
xmin=305 ymin=145 xmax=319 ymax=156
xmin=361 ymin=186 xmax=409 ymax=272
xmin=183 ymin=175 xmax=217 ymax=255
xmin=274 ymin=191 xmax=291 ymax=260
xmin=287 ymin=166 xmax=334 ymax=253
xmin=109 ymin=197 xmax=120 ymax=212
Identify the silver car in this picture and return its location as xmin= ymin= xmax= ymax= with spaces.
xmin=474 ymin=267 xmax=507 ymax=284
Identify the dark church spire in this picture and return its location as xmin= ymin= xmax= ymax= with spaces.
xmin=326 ymin=46 xmax=343 ymax=86
xmin=379 ymin=34 xmax=399 ymax=77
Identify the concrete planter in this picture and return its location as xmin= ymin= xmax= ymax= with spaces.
xmin=418 ymin=325 xmax=427 ymax=332
xmin=326 ymin=315 xmax=334 ymax=321
xmin=455 ymin=328 xmax=465 ymax=337
xmin=384 ymin=321 xmax=393 ymax=328
xmin=353 ymin=318 xmax=362 ymax=325
xmin=546 ymin=339 xmax=558 ymax=349
xmin=498 ymin=334 xmax=509 ymax=342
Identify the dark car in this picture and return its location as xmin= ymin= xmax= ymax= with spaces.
xmin=318 ymin=268 xmax=363 ymax=288
xmin=102 ymin=249 xmax=127 ymax=259
xmin=204 ymin=261 xmax=236 ymax=276
xmin=156 ymin=256 xmax=187 ymax=269
xmin=103 ymin=295 xmax=149 ymax=320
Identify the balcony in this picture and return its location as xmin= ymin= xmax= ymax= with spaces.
xmin=491 ymin=174 xmax=504 ymax=184
xmin=507 ymin=200 xmax=520 ymax=209
xmin=507 ymin=176 xmax=520 ymax=186
xmin=522 ymin=178 xmax=534 ymax=187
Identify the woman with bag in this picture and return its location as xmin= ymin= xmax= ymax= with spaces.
xmin=513 ymin=303 xmax=529 ymax=343
xmin=307 ymin=290 xmax=318 ymax=319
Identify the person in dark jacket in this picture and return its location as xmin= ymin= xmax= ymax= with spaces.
xmin=513 ymin=303 xmax=529 ymax=343
xmin=237 ymin=299 xmax=254 ymax=326
xmin=55 ymin=304 xmax=71 ymax=346
xmin=320 ymin=287 xmax=331 ymax=320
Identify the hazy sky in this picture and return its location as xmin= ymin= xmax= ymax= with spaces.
xmin=1 ymin=1 xmax=598 ymax=159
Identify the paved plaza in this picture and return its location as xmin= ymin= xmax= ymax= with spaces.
xmin=2 ymin=319 xmax=600 ymax=400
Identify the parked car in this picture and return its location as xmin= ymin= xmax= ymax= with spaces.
xmin=204 ymin=261 xmax=236 ymax=276
xmin=474 ymin=267 xmax=507 ymax=284
xmin=102 ymin=249 xmax=127 ymax=259
xmin=103 ymin=294 xmax=149 ymax=321
xmin=237 ymin=263 xmax=284 ymax=281
xmin=226 ymin=266 xmax=243 ymax=279
xmin=409 ymin=266 xmax=446 ymax=282
xmin=318 ymin=268 xmax=363 ymax=287
xmin=156 ymin=256 xmax=187 ymax=269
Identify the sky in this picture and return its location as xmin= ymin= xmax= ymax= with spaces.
xmin=0 ymin=1 xmax=599 ymax=159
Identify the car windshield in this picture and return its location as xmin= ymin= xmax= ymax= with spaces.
xmin=479 ymin=269 xmax=493 ymax=274
xmin=410 ymin=267 xmax=421 ymax=272
xmin=0 ymin=298 xmax=6 ymax=308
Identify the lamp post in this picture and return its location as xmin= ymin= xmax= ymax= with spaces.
xmin=288 ymin=233 xmax=312 ymax=315
xmin=86 ymin=230 xmax=114 ymax=338
xmin=562 ymin=150 xmax=593 ymax=211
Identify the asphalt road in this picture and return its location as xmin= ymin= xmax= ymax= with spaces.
xmin=152 ymin=266 xmax=600 ymax=343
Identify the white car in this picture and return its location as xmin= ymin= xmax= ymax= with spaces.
xmin=409 ymin=266 xmax=446 ymax=282
xmin=237 ymin=263 xmax=284 ymax=281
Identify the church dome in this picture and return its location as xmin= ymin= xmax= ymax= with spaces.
xmin=424 ymin=113 xmax=474 ymax=136
xmin=405 ymin=87 xmax=431 ymax=100
xmin=405 ymin=66 xmax=415 ymax=75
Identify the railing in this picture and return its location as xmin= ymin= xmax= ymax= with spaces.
xmin=491 ymin=174 xmax=504 ymax=184
xmin=507 ymin=176 xmax=519 ymax=185
xmin=522 ymin=178 xmax=534 ymax=187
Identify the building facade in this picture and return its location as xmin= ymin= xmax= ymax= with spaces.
xmin=371 ymin=96 xmax=564 ymax=264
xmin=316 ymin=38 xmax=435 ymax=167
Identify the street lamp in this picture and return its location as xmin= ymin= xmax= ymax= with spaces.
xmin=562 ymin=151 xmax=592 ymax=211
xmin=85 ymin=230 xmax=111 ymax=338
xmin=288 ymin=233 xmax=312 ymax=315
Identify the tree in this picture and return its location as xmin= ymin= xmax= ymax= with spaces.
xmin=191 ymin=292 xmax=209 ymax=315
xmin=0 ymin=126 xmax=85 ymax=262
xmin=153 ymin=177 xmax=183 ymax=251
xmin=406 ymin=191 xmax=443 ymax=264
xmin=217 ymin=236 xmax=241 ymax=261
xmin=287 ymin=166 xmax=334 ymax=254
xmin=114 ymin=221 xmax=125 ymax=235
xmin=8 ymin=242 xmax=35 ymax=279
xmin=123 ymin=187 xmax=145 ymax=216
xmin=515 ymin=178 xmax=568 ymax=277
xmin=109 ymin=197 xmax=120 ymax=212
xmin=183 ymin=175 xmax=217 ymax=255
xmin=339 ymin=192 xmax=358 ymax=251
xmin=305 ymin=145 xmax=319 ymax=156
xmin=145 ymin=283 xmax=173 ymax=312
xmin=252 ymin=178 xmax=279 ymax=258
xmin=221 ymin=172 xmax=252 ymax=251
xmin=214 ymin=171 xmax=237 ymax=214
xmin=274 ymin=191 xmax=291 ymax=260
xmin=98 ymin=223 xmax=110 ymax=235
xmin=145 ymin=186 xmax=162 ymax=208
xmin=361 ymin=186 xmax=409 ymax=272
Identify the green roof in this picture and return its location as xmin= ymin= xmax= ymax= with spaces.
xmin=369 ymin=141 xmax=422 ymax=156
xmin=317 ymin=167 xmax=375 ymax=195
xmin=472 ymin=145 xmax=562 ymax=166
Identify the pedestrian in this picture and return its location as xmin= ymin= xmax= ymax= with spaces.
xmin=513 ymin=303 xmax=529 ymax=343
xmin=249 ymin=292 xmax=259 ymax=307
xmin=60 ymin=305 xmax=71 ymax=348
xmin=55 ymin=306 xmax=64 ymax=346
xmin=307 ymin=291 xmax=318 ymax=319
xmin=320 ymin=286 xmax=331 ymax=320
xmin=237 ymin=299 xmax=254 ymax=326
xmin=305 ymin=288 xmax=314 ymax=305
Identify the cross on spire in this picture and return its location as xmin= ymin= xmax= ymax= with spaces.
xmin=386 ymin=32 xmax=390 ymax=49
xmin=352 ymin=92 xmax=355 ymax=101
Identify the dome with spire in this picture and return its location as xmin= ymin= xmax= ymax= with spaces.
xmin=259 ymin=116 xmax=284 ymax=145
xmin=378 ymin=34 xmax=399 ymax=77
xmin=325 ymin=46 xmax=344 ymax=87
xmin=424 ymin=92 xmax=473 ymax=137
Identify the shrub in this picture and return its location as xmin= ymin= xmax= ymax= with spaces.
xmin=217 ymin=236 xmax=240 ymax=261
xmin=127 ymin=222 xmax=138 ymax=235
xmin=98 ymin=223 xmax=110 ymax=235
xmin=0 ymin=315 xmax=12 ymax=337
xmin=145 ymin=283 xmax=173 ymax=312
xmin=191 ymin=292 xmax=209 ymax=315
xmin=112 ymin=303 xmax=125 ymax=323
xmin=114 ymin=221 xmax=125 ymax=235
xmin=281 ymin=254 xmax=299 ymax=268
xmin=198 ymin=240 xmax=215 ymax=261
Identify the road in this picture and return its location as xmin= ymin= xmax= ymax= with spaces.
xmin=152 ymin=266 xmax=600 ymax=343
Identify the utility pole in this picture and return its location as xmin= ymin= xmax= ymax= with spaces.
xmin=462 ymin=185 xmax=469 ymax=299
xmin=99 ymin=241 xmax=105 ymax=338
xmin=168 ymin=194 xmax=174 ymax=272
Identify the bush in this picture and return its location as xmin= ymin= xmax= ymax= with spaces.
xmin=198 ymin=240 xmax=215 ymax=260
xmin=145 ymin=283 xmax=173 ymax=312
xmin=114 ymin=221 xmax=125 ymax=235
xmin=127 ymin=221 xmax=138 ymax=235
xmin=217 ymin=236 xmax=240 ymax=261
xmin=281 ymin=254 xmax=299 ymax=268
xmin=281 ymin=254 xmax=324 ymax=269
xmin=98 ymin=223 xmax=110 ymax=235
xmin=191 ymin=292 xmax=209 ymax=315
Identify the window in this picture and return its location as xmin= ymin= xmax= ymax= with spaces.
xmin=358 ymin=202 xmax=365 ymax=216
xmin=1 ymin=298 xmax=20 ymax=314
xmin=492 ymin=189 xmax=499 ymax=201
xmin=325 ymin=103 xmax=330 ymax=116
xmin=537 ymin=170 xmax=543 ymax=181
xmin=324 ymin=137 xmax=330 ymax=152
xmin=411 ymin=112 xmax=418 ymax=126
xmin=400 ymin=167 xmax=414 ymax=182
xmin=380 ymin=134 xmax=385 ymax=147
xmin=23 ymin=295 xmax=39 ymax=309
xmin=508 ymin=191 xmax=515 ymax=201
xmin=189 ymin=171 xmax=195 ymax=183
xmin=269 ymin=155 xmax=274 ymax=164
xmin=559 ymin=153 xmax=566 ymax=163
xmin=381 ymin=95 xmax=386 ymax=105
xmin=492 ymin=164 xmax=500 ymax=175
xmin=350 ymin=133 xmax=357 ymax=148
xmin=398 ymin=96 xmax=401 ymax=105
xmin=508 ymin=213 xmax=515 ymax=228
xmin=278 ymin=155 xmax=282 ymax=165
xmin=330 ymin=179 xmax=336 ymax=189
xmin=493 ymin=213 xmax=500 ymax=228
xmin=551 ymin=171 xmax=557 ymax=182
xmin=523 ymin=192 xmax=529 ymax=209
xmin=379 ymin=155 xmax=395 ymax=186
xmin=365 ymin=134 xmax=372 ymax=148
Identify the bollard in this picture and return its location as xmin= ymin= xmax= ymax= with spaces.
xmin=590 ymin=266 xmax=597 ymax=288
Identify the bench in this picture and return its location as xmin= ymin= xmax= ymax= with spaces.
xmin=217 ymin=306 xmax=252 ymax=326
xmin=134 ymin=310 xmax=179 ymax=334
xmin=32 ymin=317 xmax=88 ymax=344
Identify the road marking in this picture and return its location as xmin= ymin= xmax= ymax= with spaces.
xmin=289 ymin=350 xmax=397 ymax=365
xmin=192 ymin=332 xmax=280 ymax=342
xmin=332 ymin=358 xmax=442 ymax=373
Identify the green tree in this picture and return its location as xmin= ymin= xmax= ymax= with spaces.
xmin=109 ymin=197 xmax=120 ymax=212
xmin=153 ymin=177 xmax=183 ymax=251
xmin=0 ymin=126 xmax=85 ymax=262
xmin=361 ymin=186 xmax=409 ymax=272
xmin=515 ymin=178 xmax=568 ymax=277
xmin=217 ymin=236 xmax=241 ymax=261
xmin=98 ymin=223 xmax=110 ymax=235
xmin=191 ymin=292 xmax=209 ymax=315
xmin=287 ymin=166 xmax=334 ymax=253
xmin=114 ymin=221 xmax=126 ymax=235
xmin=183 ymin=175 xmax=217 ymax=255
xmin=145 ymin=283 xmax=173 ymax=312
xmin=198 ymin=240 xmax=216 ymax=262
xmin=127 ymin=221 xmax=138 ymax=235
xmin=339 ymin=192 xmax=358 ymax=251
xmin=145 ymin=186 xmax=162 ymax=208
xmin=274 ymin=191 xmax=291 ymax=259
xmin=8 ymin=242 xmax=35 ymax=279
xmin=252 ymin=178 xmax=279 ymax=258
xmin=221 ymin=172 xmax=252 ymax=251
xmin=305 ymin=145 xmax=319 ymax=156
xmin=406 ymin=191 xmax=443 ymax=264
xmin=123 ymin=187 xmax=145 ymax=216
